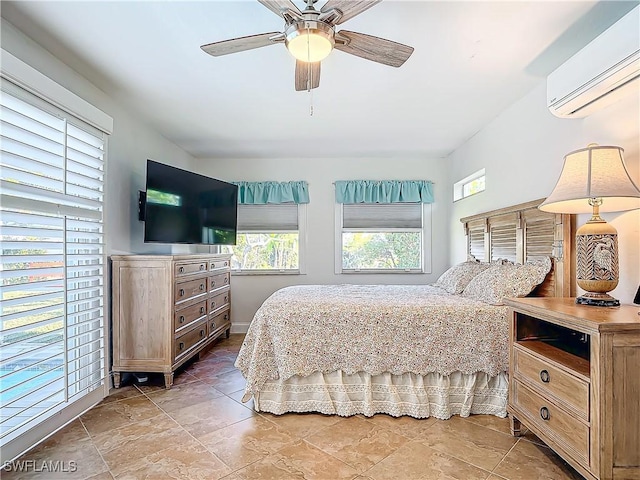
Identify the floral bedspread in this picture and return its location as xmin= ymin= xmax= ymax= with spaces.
xmin=235 ymin=284 xmax=509 ymax=396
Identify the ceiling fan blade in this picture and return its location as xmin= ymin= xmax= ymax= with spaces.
xmin=258 ymin=0 xmax=302 ymax=18
xmin=334 ymin=30 xmax=414 ymax=67
xmin=295 ymin=61 xmax=321 ymax=91
xmin=201 ymin=32 xmax=283 ymax=57
xmin=320 ymin=0 xmax=381 ymax=24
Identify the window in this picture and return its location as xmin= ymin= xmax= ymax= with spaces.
xmin=0 ymin=77 xmax=107 ymax=460
xmin=454 ymin=168 xmax=486 ymax=201
xmin=336 ymin=203 xmax=431 ymax=273
xmin=223 ymin=204 xmax=306 ymax=274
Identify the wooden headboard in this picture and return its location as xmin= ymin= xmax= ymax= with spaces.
xmin=460 ymin=198 xmax=576 ymax=298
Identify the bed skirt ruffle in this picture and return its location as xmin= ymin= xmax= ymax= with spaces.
xmin=250 ymin=370 xmax=508 ymax=419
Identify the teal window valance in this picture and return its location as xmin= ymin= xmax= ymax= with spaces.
xmin=232 ymin=181 xmax=310 ymax=205
xmin=335 ymin=180 xmax=434 ymax=204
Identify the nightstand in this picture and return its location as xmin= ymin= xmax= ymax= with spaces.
xmin=504 ymin=297 xmax=640 ymax=480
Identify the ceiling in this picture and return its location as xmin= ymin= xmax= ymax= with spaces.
xmin=1 ymin=1 xmax=636 ymax=159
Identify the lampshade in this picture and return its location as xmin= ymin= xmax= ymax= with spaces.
xmin=286 ymin=22 xmax=334 ymax=63
xmin=539 ymin=145 xmax=640 ymax=213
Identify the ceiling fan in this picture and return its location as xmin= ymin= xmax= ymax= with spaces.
xmin=200 ymin=0 xmax=414 ymax=91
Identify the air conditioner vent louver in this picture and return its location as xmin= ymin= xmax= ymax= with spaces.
xmin=547 ymin=6 xmax=640 ymax=118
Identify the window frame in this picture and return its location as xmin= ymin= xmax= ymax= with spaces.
xmin=227 ymin=203 xmax=307 ymax=275
xmin=0 ymin=64 xmax=110 ymax=465
xmin=334 ymin=203 xmax=432 ymax=274
xmin=454 ymin=168 xmax=486 ymax=201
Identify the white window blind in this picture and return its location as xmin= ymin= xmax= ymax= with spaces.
xmin=0 ymin=78 xmax=106 ymax=456
xmin=237 ymin=204 xmax=298 ymax=231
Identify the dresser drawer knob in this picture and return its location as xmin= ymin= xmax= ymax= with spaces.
xmin=540 ymin=370 xmax=550 ymax=383
xmin=224 ymin=314 xmax=228 ymax=321
xmin=200 ymin=306 xmax=205 ymax=314
xmin=212 ymin=281 xmax=215 ymax=287
xmin=200 ymin=264 xmax=205 ymax=270
xmin=211 ymin=321 xmax=216 ymax=329
xmin=224 ymin=261 xmax=228 ymax=267
xmin=179 ymin=289 xmax=185 ymax=297
xmin=179 ymin=266 xmax=184 ymax=273
xmin=211 ymin=301 xmax=216 ymax=309
xmin=199 ymin=284 xmax=204 ymax=291
xmin=540 ymin=407 xmax=550 ymax=421
xmin=224 ymin=295 xmax=228 ymax=302
xmin=200 ymin=329 xmax=205 ymax=338
xmin=179 ymin=315 xmax=185 ymax=324
xmin=224 ymin=277 xmax=228 ymax=284
xmin=179 ymin=342 xmax=184 ymax=350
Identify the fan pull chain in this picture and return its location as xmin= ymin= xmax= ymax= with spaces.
xmin=306 ymin=24 xmax=314 ymax=116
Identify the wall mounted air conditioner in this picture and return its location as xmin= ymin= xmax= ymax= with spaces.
xmin=547 ymin=5 xmax=639 ymax=118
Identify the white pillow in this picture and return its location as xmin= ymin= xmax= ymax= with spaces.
xmin=434 ymin=260 xmax=491 ymax=295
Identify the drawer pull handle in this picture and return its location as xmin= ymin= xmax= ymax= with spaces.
xmin=211 ymin=322 xmax=216 ymax=329
xmin=224 ymin=277 xmax=228 ymax=284
xmin=540 ymin=370 xmax=550 ymax=383
xmin=211 ymin=281 xmax=215 ymax=287
xmin=224 ymin=261 xmax=228 ymax=266
xmin=211 ymin=301 xmax=216 ymax=309
xmin=179 ymin=342 xmax=184 ymax=350
xmin=179 ymin=266 xmax=184 ymax=273
xmin=540 ymin=407 xmax=550 ymax=421
xmin=200 ymin=306 xmax=205 ymax=314
xmin=179 ymin=315 xmax=185 ymax=324
xmin=200 ymin=264 xmax=205 ymax=270
xmin=199 ymin=284 xmax=204 ymax=291
xmin=200 ymin=329 xmax=205 ymax=338
xmin=224 ymin=314 xmax=229 ymax=321
xmin=224 ymin=295 xmax=228 ymax=302
xmin=179 ymin=289 xmax=185 ymax=297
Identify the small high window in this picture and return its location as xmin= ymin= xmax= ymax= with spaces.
xmin=454 ymin=169 xmax=485 ymax=201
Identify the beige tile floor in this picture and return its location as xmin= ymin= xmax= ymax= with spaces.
xmin=2 ymin=334 xmax=585 ymax=480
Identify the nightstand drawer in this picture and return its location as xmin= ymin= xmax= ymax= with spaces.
xmin=513 ymin=380 xmax=589 ymax=466
xmin=514 ymin=345 xmax=589 ymax=420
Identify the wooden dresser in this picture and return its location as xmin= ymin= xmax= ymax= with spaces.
xmin=111 ymin=253 xmax=231 ymax=389
xmin=505 ymin=297 xmax=640 ymax=480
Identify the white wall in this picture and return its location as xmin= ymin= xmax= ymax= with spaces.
xmin=195 ymin=156 xmax=450 ymax=331
xmin=448 ymin=82 xmax=640 ymax=304
xmin=1 ymin=19 xmax=197 ymax=256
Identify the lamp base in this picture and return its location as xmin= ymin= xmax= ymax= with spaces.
xmin=576 ymin=292 xmax=620 ymax=307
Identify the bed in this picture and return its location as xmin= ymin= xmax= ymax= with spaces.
xmin=235 ymin=199 xmax=575 ymax=419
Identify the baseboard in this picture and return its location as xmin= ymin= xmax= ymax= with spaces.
xmin=231 ymin=323 xmax=250 ymax=334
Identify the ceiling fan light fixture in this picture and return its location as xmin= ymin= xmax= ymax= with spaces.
xmin=286 ymin=21 xmax=334 ymax=63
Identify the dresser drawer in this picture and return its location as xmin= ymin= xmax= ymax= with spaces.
xmin=208 ymin=309 xmax=230 ymax=338
xmin=209 ymin=290 xmax=230 ymax=314
xmin=210 ymin=259 xmax=230 ymax=271
xmin=175 ymin=261 xmax=208 ymax=277
xmin=174 ymin=300 xmax=207 ymax=333
xmin=513 ymin=380 xmax=589 ymax=466
xmin=175 ymin=277 xmax=207 ymax=304
xmin=514 ymin=345 xmax=589 ymax=420
xmin=174 ymin=320 xmax=208 ymax=362
xmin=209 ymin=272 xmax=229 ymax=293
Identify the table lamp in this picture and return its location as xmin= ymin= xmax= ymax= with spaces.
xmin=539 ymin=144 xmax=640 ymax=306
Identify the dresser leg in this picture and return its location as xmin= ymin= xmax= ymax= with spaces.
xmin=164 ymin=373 xmax=174 ymax=390
xmin=113 ymin=372 xmax=121 ymax=389
xmin=510 ymin=415 xmax=523 ymax=437
xmin=225 ymin=328 xmax=230 ymax=339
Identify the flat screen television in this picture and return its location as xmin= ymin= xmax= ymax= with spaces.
xmin=141 ymin=160 xmax=238 ymax=245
